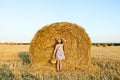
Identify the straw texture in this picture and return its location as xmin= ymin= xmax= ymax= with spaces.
xmin=29 ymin=22 xmax=91 ymax=70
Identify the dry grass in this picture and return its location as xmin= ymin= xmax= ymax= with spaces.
xmin=0 ymin=45 xmax=120 ymax=79
xmin=91 ymin=46 xmax=120 ymax=60
xmin=0 ymin=45 xmax=30 ymax=79
xmin=30 ymin=22 xmax=91 ymax=71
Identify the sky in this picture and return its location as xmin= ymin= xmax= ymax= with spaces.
xmin=0 ymin=0 xmax=120 ymax=43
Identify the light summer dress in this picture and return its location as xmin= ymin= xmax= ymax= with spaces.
xmin=56 ymin=44 xmax=65 ymax=60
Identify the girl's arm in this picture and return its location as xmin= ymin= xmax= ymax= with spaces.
xmin=62 ymin=38 xmax=66 ymax=45
xmin=53 ymin=45 xmax=57 ymax=58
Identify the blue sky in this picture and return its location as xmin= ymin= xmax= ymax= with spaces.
xmin=0 ymin=0 xmax=120 ymax=43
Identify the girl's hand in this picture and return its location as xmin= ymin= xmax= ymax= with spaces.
xmin=62 ymin=38 xmax=66 ymax=43
xmin=62 ymin=38 xmax=66 ymax=41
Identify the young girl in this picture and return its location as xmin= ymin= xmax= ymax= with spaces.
xmin=53 ymin=38 xmax=66 ymax=72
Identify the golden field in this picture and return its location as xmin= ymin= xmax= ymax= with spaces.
xmin=0 ymin=45 xmax=120 ymax=80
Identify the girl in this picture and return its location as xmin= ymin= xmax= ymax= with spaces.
xmin=53 ymin=38 xmax=66 ymax=72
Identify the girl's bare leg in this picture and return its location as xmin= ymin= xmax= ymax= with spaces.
xmin=56 ymin=59 xmax=60 ymax=71
xmin=59 ymin=60 xmax=62 ymax=71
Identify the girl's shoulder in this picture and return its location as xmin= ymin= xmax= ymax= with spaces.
xmin=56 ymin=44 xmax=59 ymax=46
xmin=56 ymin=44 xmax=62 ymax=47
xmin=61 ymin=43 xmax=64 ymax=45
xmin=56 ymin=44 xmax=59 ymax=47
xmin=60 ymin=44 xmax=63 ymax=46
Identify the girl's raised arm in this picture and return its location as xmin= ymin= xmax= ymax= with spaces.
xmin=62 ymin=38 xmax=66 ymax=45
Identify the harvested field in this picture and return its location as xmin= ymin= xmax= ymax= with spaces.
xmin=0 ymin=45 xmax=120 ymax=79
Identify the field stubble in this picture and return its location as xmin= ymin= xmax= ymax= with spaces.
xmin=0 ymin=45 xmax=120 ymax=80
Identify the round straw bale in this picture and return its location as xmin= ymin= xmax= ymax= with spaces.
xmin=29 ymin=22 xmax=91 ymax=70
xmin=96 ymin=43 xmax=101 ymax=47
xmin=103 ymin=43 xmax=107 ymax=47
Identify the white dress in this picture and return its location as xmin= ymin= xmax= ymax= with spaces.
xmin=56 ymin=44 xmax=65 ymax=60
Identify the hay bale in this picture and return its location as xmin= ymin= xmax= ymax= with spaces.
xmin=111 ymin=43 xmax=114 ymax=46
xmin=96 ymin=43 xmax=101 ymax=47
xmin=103 ymin=43 xmax=107 ymax=47
xmin=9 ymin=42 xmax=16 ymax=45
xmin=29 ymin=22 xmax=91 ymax=70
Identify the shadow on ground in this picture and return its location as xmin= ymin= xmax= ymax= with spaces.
xmin=19 ymin=52 xmax=31 ymax=65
